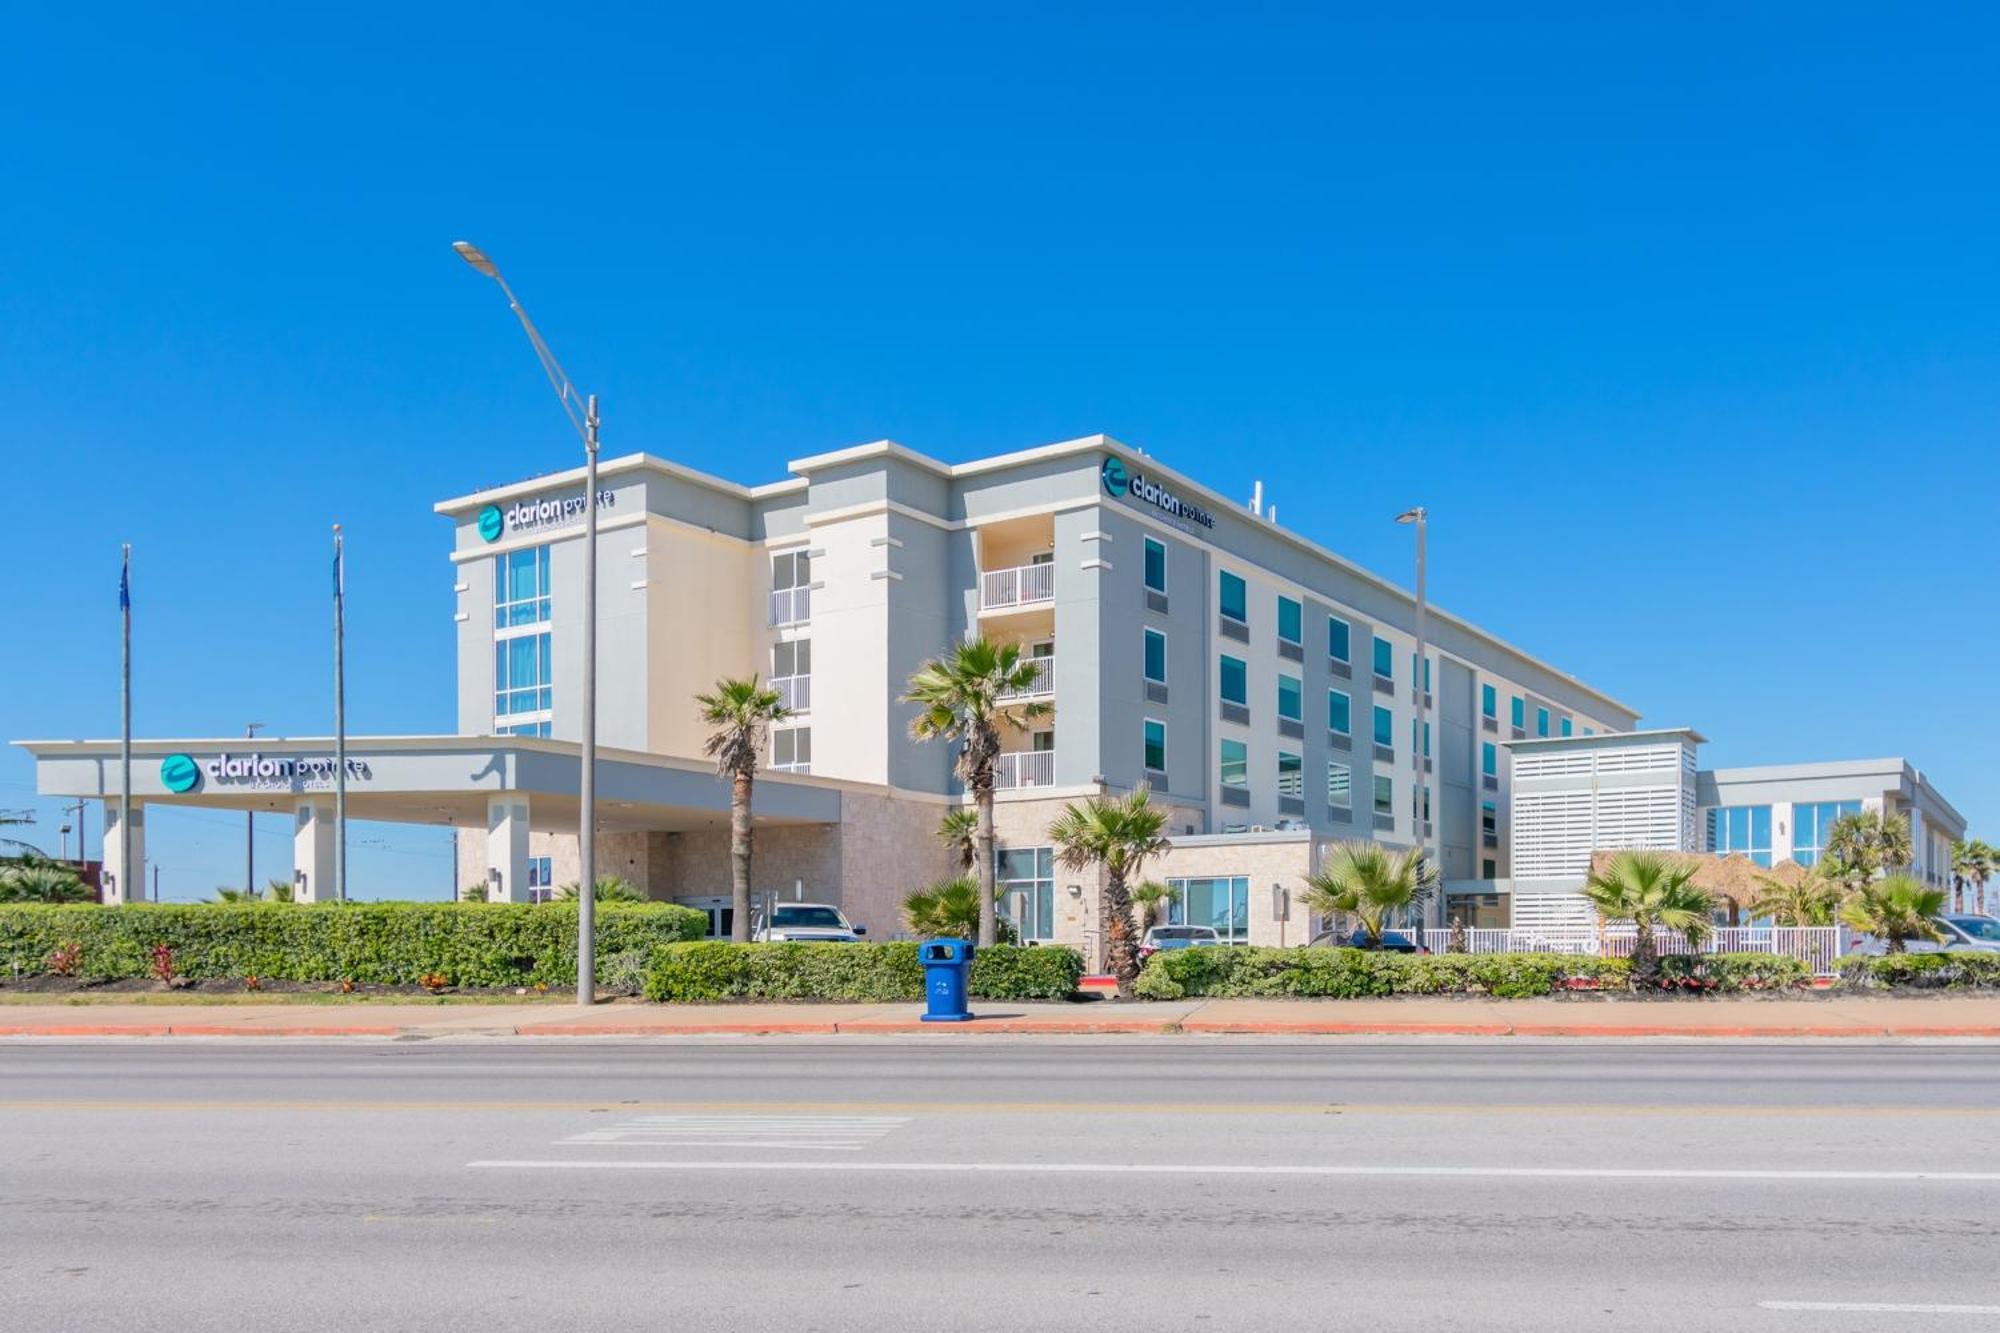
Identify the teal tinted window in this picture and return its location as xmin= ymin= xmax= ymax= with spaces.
xmin=1560 ymin=717 xmax=1573 ymax=737
xmin=1143 ymin=629 xmax=1167 ymax=683
xmin=1482 ymin=741 xmax=1497 ymax=776
xmin=1708 ymin=805 xmax=1774 ymax=867
xmin=1219 ymin=655 xmax=1247 ymax=705
xmin=1328 ymin=690 xmax=1351 ymax=735
xmin=1373 ymin=705 xmax=1393 ymax=747
xmin=1168 ymin=875 xmax=1250 ymax=943
xmin=1219 ymin=739 xmax=1248 ymax=788
xmin=1219 ymin=571 xmax=1247 ymax=622
xmin=1481 ymin=683 xmax=1497 ymax=718
xmin=1791 ymin=800 xmax=1862 ymax=868
xmin=1143 ymin=537 xmax=1167 ymax=593
xmin=1143 ymin=719 xmax=1166 ymax=772
xmin=1329 ymin=617 xmax=1351 ymax=663
xmin=1481 ymin=801 xmax=1497 ymax=837
xmin=1411 ymin=654 xmax=1431 ymax=691
xmin=1373 ymin=774 xmax=1394 ymax=815
xmin=1278 ymin=674 xmax=1302 ymax=721
xmin=1536 ymin=707 xmax=1550 ymax=737
xmin=1277 ymin=596 xmax=1302 ymax=644
xmin=1511 ymin=696 xmax=1525 ymax=727
xmin=1278 ymin=751 xmax=1303 ymax=798
xmin=1411 ymin=719 xmax=1430 ymax=757
xmin=1372 ymin=636 xmax=1393 ymax=679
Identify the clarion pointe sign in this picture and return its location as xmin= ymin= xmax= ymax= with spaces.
xmin=160 ymin=752 xmax=373 ymax=793
xmin=479 ymin=489 xmax=616 ymax=543
xmin=1101 ymin=456 xmax=1216 ymax=529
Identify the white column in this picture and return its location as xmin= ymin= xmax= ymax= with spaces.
xmin=292 ymin=800 xmax=338 ymax=903
xmin=486 ymin=796 xmax=532 ymax=902
xmin=100 ymin=802 xmax=145 ymax=905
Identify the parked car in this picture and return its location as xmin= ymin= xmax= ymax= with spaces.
xmin=1138 ymin=925 xmax=1222 ymax=962
xmin=1305 ymin=928 xmax=1428 ymax=954
xmin=753 ymin=903 xmax=867 ymax=943
xmin=1847 ymin=914 xmax=2000 ymax=956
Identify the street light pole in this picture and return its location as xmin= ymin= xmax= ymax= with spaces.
xmin=453 ymin=241 xmax=599 ymax=1006
xmin=245 ymin=722 xmax=264 ymax=894
xmin=1396 ymin=507 xmax=1430 ymax=928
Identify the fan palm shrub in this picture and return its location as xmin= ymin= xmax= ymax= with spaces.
xmin=1823 ymin=811 xmax=1914 ymax=891
xmin=1303 ymin=842 xmax=1437 ymax=950
xmin=556 ymin=876 xmax=645 ymax=903
xmin=1047 ymin=787 xmax=1171 ymax=988
xmin=902 ymin=875 xmax=1016 ymax=942
xmin=1839 ymin=875 xmax=1947 ymax=954
xmin=1748 ymin=871 xmax=1843 ymax=927
xmin=1583 ymin=851 xmax=1716 ymax=985
xmin=696 ymin=676 xmax=792 ymax=942
xmin=903 ymin=638 xmax=1053 ymax=946
xmin=936 ymin=808 xmax=979 ymax=875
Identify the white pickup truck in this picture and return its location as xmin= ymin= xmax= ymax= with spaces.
xmin=753 ymin=902 xmax=868 ymax=943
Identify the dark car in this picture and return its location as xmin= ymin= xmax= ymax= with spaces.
xmin=1305 ymin=928 xmax=1428 ymax=954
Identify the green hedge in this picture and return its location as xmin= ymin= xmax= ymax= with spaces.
xmin=1133 ymin=947 xmax=1632 ymax=1000
xmin=0 ymin=902 xmax=707 ymax=988
xmin=643 ymin=941 xmax=1084 ymax=1003
xmin=1837 ymin=952 xmax=2000 ymax=990
xmin=1658 ymin=952 xmax=1810 ymax=992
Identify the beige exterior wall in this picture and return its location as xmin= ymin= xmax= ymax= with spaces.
xmin=645 ymin=517 xmax=757 ymax=758
xmin=1152 ymin=833 xmax=1317 ymax=948
xmin=801 ymin=511 xmax=893 ymax=785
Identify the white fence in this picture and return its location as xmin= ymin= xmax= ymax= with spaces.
xmin=980 ymin=563 xmax=1056 ymax=611
xmin=1421 ymin=926 xmax=1847 ymax=977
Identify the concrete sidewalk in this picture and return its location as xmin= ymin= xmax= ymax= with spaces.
xmin=3 ymin=994 xmax=1999 ymax=1038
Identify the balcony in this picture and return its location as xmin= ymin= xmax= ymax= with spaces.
xmin=980 ymin=562 xmax=1055 ymax=612
xmin=995 ymin=749 xmax=1056 ymax=790
xmin=999 ymin=655 xmax=1055 ymax=700
xmin=769 ymin=586 xmax=811 ymax=627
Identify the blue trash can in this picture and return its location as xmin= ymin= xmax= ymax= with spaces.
xmin=920 ymin=938 xmax=974 ymax=1023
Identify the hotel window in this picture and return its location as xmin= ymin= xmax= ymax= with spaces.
xmin=1219 ymin=570 xmax=1248 ymax=624
xmin=1482 ymin=741 xmax=1497 ymax=777
xmin=495 ymin=545 xmax=551 ymax=628
xmin=1143 ymin=719 xmax=1167 ymax=773
xmin=1143 ymin=629 xmax=1167 ymax=684
xmin=1278 ymin=674 xmax=1303 ymax=722
xmin=1329 ymin=616 xmax=1351 ymax=663
xmin=1708 ymin=805 xmax=1773 ymax=867
xmin=1481 ymin=858 xmax=1497 ymax=879
xmin=1373 ymin=705 xmax=1394 ymax=748
xmin=1415 ymin=783 xmax=1432 ymax=823
xmin=494 ymin=631 xmax=552 ymax=735
xmin=1168 ymin=876 xmax=1249 ymax=945
xmin=1411 ymin=719 xmax=1429 ymax=758
xmin=1791 ymin=801 xmax=1862 ymax=869
xmin=1143 ymin=537 xmax=1167 ymax=594
xmin=1219 ymin=654 xmax=1248 ymax=706
xmin=771 ymin=725 xmax=812 ymax=774
xmin=1410 ymin=654 xmax=1431 ymax=693
xmin=1372 ymin=635 xmax=1393 ymax=681
xmin=1511 ymin=696 xmax=1525 ymax=728
xmin=1278 ymin=750 xmax=1303 ymax=799
xmin=771 ymin=638 xmax=812 ymax=713
xmin=1328 ymin=689 xmax=1351 ymax=736
xmin=1481 ymin=801 xmax=1498 ymax=839
xmin=997 ymin=847 xmax=1056 ymax=942
xmin=771 ymin=550 xmax=812 ymax=626
xmin=1560 ymin=718 xmax=1573 ymax=738
xmin=1481 ymin=683 xmax=1497 ymax=719
xmin=1277 ymin=596 xmax=1302 ymax=647
xmin=1327 ymin=760 xmax=1352 ymax=809
xmin=1219 ymin=738 xmax=1248 ymax=789
xmin=1536 ymin=707 xmax=1550 ymax=738
xmin=1373 ymin=774 xmax=1394 ymax=816
xmin=1584 ymin=727 xmax=1596 ymax=736
xmin=527 ymin=856 xmax=554 ymax=890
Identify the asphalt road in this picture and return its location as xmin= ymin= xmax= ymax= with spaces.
xmin=5 ymin=1039 xmax=1999 ymax=1331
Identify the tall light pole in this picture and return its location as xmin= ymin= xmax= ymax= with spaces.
xmin=1396 ymin=507 xmax=1430 ymax=929
xmin=454 ymin=240 xmax=600 ymax=1007
xmin=245 ymin=722 xmax=264 ymax=894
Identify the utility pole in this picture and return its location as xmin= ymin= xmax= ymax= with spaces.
xmin=333 ymin=526 xmax=347 ymax=901
xmin=119 ymin=544 xmax=134 ymax=902
xmin=245 ymin=722 xmax=264 ymax=893
xmin=1396 ymin=507 xmax=1430 ymax=932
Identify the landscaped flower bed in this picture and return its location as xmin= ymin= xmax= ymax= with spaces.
xmin=643 ymin=941 xmax=1085 ymax=1002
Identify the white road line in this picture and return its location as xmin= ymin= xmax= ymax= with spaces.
xmin=1760 ymin=1302 xmax=2000 ymax=1315
xmin=467 ymin=1161 xmax=2000 ymax=1182
xmin=555 ymin=1114 xmax=909 ymax=1151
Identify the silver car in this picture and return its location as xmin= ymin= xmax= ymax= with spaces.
xmin=1849 ymin=914 xmax=2000 ymax=956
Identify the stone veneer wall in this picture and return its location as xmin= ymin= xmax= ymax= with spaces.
xmin=1150 ymin=834 xmax=1317 ymax=948
xmin=836 ymin=788 xmax=956 ymax=937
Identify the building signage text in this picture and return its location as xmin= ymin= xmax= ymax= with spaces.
xmin=478 ymin=490 xmax=616 ymax=543
xmin=160 ymin=752 xmax=374 ymax=792
xmin=1101 ymin=457 xmax=1216 ymax=529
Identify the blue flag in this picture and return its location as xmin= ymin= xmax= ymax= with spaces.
xmin=119 ymin=552 xmax=130 ymax=611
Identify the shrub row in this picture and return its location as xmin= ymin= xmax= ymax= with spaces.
xmin=1133 ymin=948 xmax=1816 ymax=1000
xmin=643 ymin=941 xmax=1084 ymax=1003
xmin=1837 ymin=952 xmax=2000 ymax=990
xmin=0 ymin=902 xmax=707 ymax=989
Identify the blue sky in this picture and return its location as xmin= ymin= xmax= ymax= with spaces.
xmin=2 ymin=4 xmax=1995 ymax=899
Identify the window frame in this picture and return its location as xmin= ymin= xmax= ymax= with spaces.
xmin=1142 ymin=718 xmax=1167 ymax=773
xmin=1328 ymin=688 xmax=1351 ymax=737
xmin=1143 ymin=536 xmax=1168 ymax=594
xmin=1218 ymin=654 xmax=1248 ymax=706
xmin=1276 ymin=595 xmax=1303 ymax=647
xmin=1218 ymin=570 xmax=1248 ymax=624
xmin=1143 ymin=628 xmax=1168 ymax=685
xmin=1329 ymin=615 xmax=1351 ymax=664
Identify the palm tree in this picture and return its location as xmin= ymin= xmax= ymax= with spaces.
xmin=265 ymin=878 xmax=296 ymax=903
xmin=696 ymin=676 xmax=791 ymax=943
xmin=1823 ymin=810 xmax=1914 ymax=891
xmin=1950 ymin=838 xmax=1995 ymax=914
xmin=1302 ymin=842 xmax=1438 ymax=950
xmin=903 ymin=638 xmax=1054 ymax=947
xmin=1047 ymin=787 xmax=1171 ymax=988
xmin=1129 ymin=880 xmax=1176 ymax=928
xmin=902 ymin=875 xmax=1015 ymax=942
xmin=556 ymin=875 xmax=645 ymax=903
xmin=1582 ymin=850 xmax=1716 ymax=985
xmin=211 ymin=886 xmax=263 ymax=904
xmin=1839 ymin=875 xmax=1947 ymax=953
xmin=0 ymin=863 xmax=93 ymax=904
xmin=936 ymin=807 xmax=979 ymax=875
xmin=1748 ymin=871 xmax=1844 ymax=927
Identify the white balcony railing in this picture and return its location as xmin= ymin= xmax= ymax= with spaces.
xmin=995 ymin=750 xmax=1056 ymax=790
xmin=1000 ymin=655 xmax=1055 ymax=699
xmin=772 ymin=674 xmax=811 ymax=713
xmin=980 ymin=562 xmax=1055 ymax=611
xmin=769 ymin=586 xmax=811 ymax=627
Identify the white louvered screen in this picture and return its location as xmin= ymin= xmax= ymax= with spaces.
xmin=1510 ymin=892 xmax=1597 ymax=931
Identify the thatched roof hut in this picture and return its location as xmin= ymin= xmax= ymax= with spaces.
xmin=1586 ymin=850 xmax=1811 ymax=915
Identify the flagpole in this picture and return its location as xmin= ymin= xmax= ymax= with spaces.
xmin=333 ymin=525 xmax=347 ymax=901
xmin=119 ymin=544 xmax=134 ymax=904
